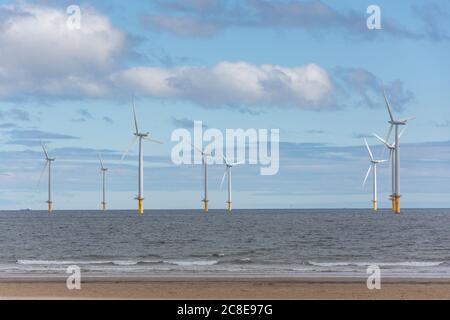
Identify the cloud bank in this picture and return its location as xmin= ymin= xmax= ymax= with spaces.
xmin=0 ymin=3 xmax=413 ymax=112
xmin=143 ymin=0 xmax=449 ymax=41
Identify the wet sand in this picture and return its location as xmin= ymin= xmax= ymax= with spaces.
xmin=2 ymin=278 xmax=450 ymax=299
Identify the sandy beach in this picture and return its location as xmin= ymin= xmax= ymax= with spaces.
xmin=2 ymin=278 xmax=450 ymax=299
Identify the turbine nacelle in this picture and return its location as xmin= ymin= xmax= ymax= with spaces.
xmin=134 ymin=132 xmax=149 ymax=137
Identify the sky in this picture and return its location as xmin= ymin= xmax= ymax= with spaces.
xmin=0 ymin=0 xmax=449 ymax=210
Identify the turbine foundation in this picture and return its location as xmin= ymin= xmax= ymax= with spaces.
xmin=203 ymin=200 xmax=209 ymax=213
xmin=227 ymin=201 xmax=232 ymax=213
xmin=394 ymin=195 xmax=401 ymax=214
xmin=102 ymin=202 xmax=106 ymax=212
xmin=373 ymin=200 xmax=377 ymax=211
xmin=138 ymin=198 xmax=144 ymax=215
xmin=47 ymin=201 xmax=53 ymax=214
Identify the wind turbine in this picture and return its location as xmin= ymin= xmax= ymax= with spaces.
xmin=192 ymin=144 xmax=211 ymax=212
xmin=220 ymin=157 xmax=243 ymax=213
xmin=363 ymin=139 xmax=387 ymax=211
xmin=373 ymin=127 xmax=406 ymax=211
xmin=382 ymin=90 xmax=414 ymax=213
xmin=99 ymin=153 xmax=108 ymax=212
xmin=122 ymin=97 xmax=163 ymax=215
xmin=39 ymin=143 xmax=55 ymax=213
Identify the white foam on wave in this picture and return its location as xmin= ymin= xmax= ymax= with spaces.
xmin=16 ymin=259 xmax=162 ymax=266
xmin=308 ymin=261 xmax=445 ymax=267
xmin=163 ymin=260 xmax=219 ymax=267
xmin=17 ymin=259 xmax=111 ymax=265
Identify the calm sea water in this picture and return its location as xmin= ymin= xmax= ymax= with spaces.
xmin=0 ymin=209 xmax=449 ymax=279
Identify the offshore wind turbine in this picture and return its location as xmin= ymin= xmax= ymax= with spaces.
xmin=220 ymin=157 xmax=243 ymax=213
xmin=39 ymin=143 xmax=55 ymax=213
xmin=98 ymin=153 xmax=108 ymax=212
xmin=363 ymin=139 xmax=387 ymax=211
xmin=382 ymin=91 xmax=414 ymax=213
xmin=122 ymin=98 xmax=163 ymax=215
xmin=192 ymin=144 xmax=211 ymax=212
xmin=373 ymin=128 xmax=406 ymax=211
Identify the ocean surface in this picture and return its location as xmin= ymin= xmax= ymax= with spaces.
xmin=0 ymin=209 xmax=450 ymax=279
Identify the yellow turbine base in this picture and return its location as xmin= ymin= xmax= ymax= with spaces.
xmin=227 ymin=202 xmax=232 ymax=213
xmin=394 ymin=196 xmax=401 ymax=214
xmin=138 ymin=199 xmax=144 ymax=215
xmin=102 ymin=203 xmax=106 ymax=212
xmin=373 ymin=201 xmax=377 ymax=211
xmin=48 ymin=202 xmax=53 ymax=214
xmin=203 ymin=200 xmax=209 ymax=213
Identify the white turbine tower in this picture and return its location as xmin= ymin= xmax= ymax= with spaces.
xmin=373 ymin=128 xmax=406 ymax=211
xmin=382 ymin=90 xmax=414 ymax=213
xmin=99 ymin=153 xmax=108 ymax=212
xmin=363 ymin=139 xmax=387 ymax=211
xmin=192 ymin=144 xmax=211 ymax=212
xmin=122 ymin=98 xmax=163 ymax=215
xmin=39 ymin=143 xmax=55 ymax=213
xmin=220 ymin=157 xmax=243 ymax=213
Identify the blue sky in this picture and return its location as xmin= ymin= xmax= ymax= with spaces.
xmin=0 ymin=0 xmax=449 ymax=210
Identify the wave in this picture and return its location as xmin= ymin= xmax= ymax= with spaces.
xmin=307 ymin=261 xmax=445 ymax=267
xmin=163 ymin=260 xmax=219 ymax=267
xmin=16 ymin=259 xmax=162 ymax=266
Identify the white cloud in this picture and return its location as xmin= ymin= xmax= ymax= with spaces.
xmin=111 ymin=61 xmax=334 ymax=109
xmin=0 ymin=3 xmax=411 ymax=112
xmin=0 ymin=3 xmax=126 ymax=98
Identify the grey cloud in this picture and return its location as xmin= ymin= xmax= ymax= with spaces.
xmin=334 ymin=67 xmax=414 ymax=112
xmin=144 ymin=0 xmax=448 ymax=41
xmin=352 ymin=133 xmax=372 ymax=139
xmin=103 ymin=116 xmax=114 ymax=124
xmin=412 ymin=2 xmax=450 ymax=41
xmin=142 ymin=15 xmax=219 ymax=37
xmin=306 ymin=129 xmax=326 ymax=134
xmin=171 ymin=117 xmax=206 ymax=129
xmin=7 ymin=129 xmax=79 ymax=140
xmin=0 ymin=108 xmax=31 ymax=121
xmin=6 ymin=139 xmax=51 ymax=147
xmin=0 ymin=122 xmax=19 ymax=129
xmin=72 ymin=109 xmax=94 ymax=122
xmin=434 ymin=120 xmax=450 ymax=128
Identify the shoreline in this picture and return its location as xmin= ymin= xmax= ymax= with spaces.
xmin=3 ymin=275 xmax=450 ymax=283
xmin=2 ymin=277 xmax=450 ymax=299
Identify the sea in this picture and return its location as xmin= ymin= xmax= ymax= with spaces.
xmin=0 ymin=209 xmax=449 ymax=279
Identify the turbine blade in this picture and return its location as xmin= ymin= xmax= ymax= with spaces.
xmin=373 ymin=133 xmax=391 ymax=148
xmin=132 ymin=97 xmax=139 ymax=134
xmin=363 ymin=165 xmax=372 ymax=187
xmin=37 ymin=161 xmax=48 ymax=187
xmin=388 ymin=152 xmax=392 ymax=175
xmin=385 ymin=124 xmax=393 ymax=143
xmin=220 ymin=168 xmax=227 ymax=190
xmin=222 ymin=155 xmax=229 ymax=165
xmin=143 ymin=137 xmax=163 ymax=144
xmin=231 ymin=160 xmax=245 ymax=166
xmin=190 ymin=143 xmax=203 ymax=155
xmin=364 ymin=138 xmax=374 ymax=162
xmin=399 ymin=116 xmax=416 ymax=123
xmin=121 ymin=136 xmax=138 ymax=160
xmin=383 ymin=90 xmax=395 ymax=122
xmin=41 ymin=142 xmax=49 ymax=160
xmin=399 ymin=126 xmax=407 ymax=139
xmin=98 ymin=153 xmax=104 ymax=169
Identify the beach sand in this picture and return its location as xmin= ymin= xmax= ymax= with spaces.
xmin=2 ymin=278 xmax=450 ymax=299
